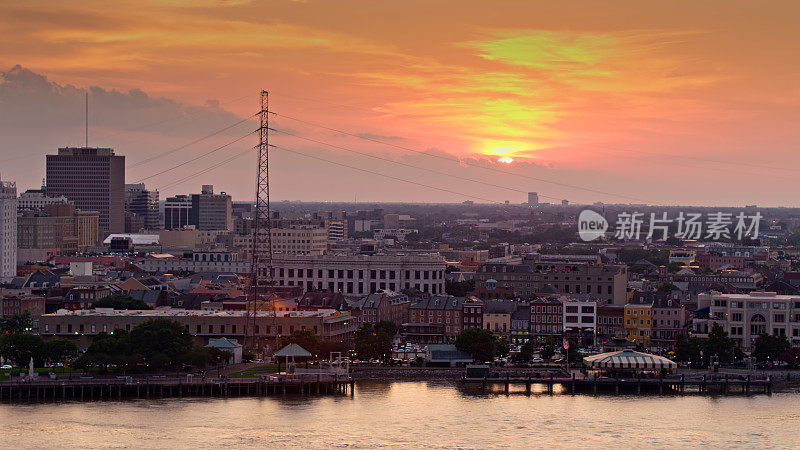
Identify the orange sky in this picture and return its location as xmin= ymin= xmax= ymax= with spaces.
xmin=1 ymin=0 xmax=799 ymax=205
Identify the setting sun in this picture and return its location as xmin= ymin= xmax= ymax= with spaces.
xmin=497 ymin=156 xmax=514 ymax=164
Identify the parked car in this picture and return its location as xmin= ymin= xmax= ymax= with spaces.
xmin=0 ymin=364 xmax=12 ymax=370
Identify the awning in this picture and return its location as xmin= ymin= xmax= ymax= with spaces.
xmin=583 ymin=349 xmax=677 ymax=370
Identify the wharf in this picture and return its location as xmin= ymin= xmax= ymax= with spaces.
xmin=0 ymin=373 xmax=355 ymax=402
xmin=462 ymin=373 xmax=772 ymax=395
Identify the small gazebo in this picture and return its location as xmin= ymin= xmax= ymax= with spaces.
xmin=274 ymin=343 xmax=312 ymax=374
xmin=583 ymin=349 xmax=677 ymax=374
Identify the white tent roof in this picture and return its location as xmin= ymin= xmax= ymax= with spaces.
xmin=583 ymin=349 xmax=677 ymax=370
xmin=103 ymin=234 xmax=160 ymax=245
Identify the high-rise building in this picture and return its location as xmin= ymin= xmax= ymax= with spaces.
xmin=164 ymin=195 xmax=193 ymax=230
xmin=191 ymin=185 xmax=232 ymax=231
xmin=0 ymin=178 xmax=18 ymax=278
xmin=124 ymin=183 xmax=160 ymax=230
xmin=46 ymin=147 xmax=125 ymax=236
xmin=527 ymin=192 xmax=539 ymax=205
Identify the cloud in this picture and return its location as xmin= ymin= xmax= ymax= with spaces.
xmin=355 ymin=133 xmax=403 ymax=141
xmin=0 ymin=64 xmax=247 ymax=139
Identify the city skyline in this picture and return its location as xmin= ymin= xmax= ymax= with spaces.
xmin=1 ymin=1 xmax=799 ymax=206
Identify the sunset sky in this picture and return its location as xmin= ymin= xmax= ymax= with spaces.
xmin=1 ymin=0 xmax=798 ymax=206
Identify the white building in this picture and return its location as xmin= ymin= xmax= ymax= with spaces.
xmin=562 ymin=298 xmax=597 ymax=337
xmin=17 ymin=190 xmax=70 ymax=211
xmin=138 ymin=253 xmax=447 ymax=295
xmin=701 ymin=291 xmax=800 ymax=348
xmin=0 ymin=179 xmax=18 ymax=278
xmin=373 ymin=228 xmax=418 ymax=242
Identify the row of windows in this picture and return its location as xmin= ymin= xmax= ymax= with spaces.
xmin=279 ymin=268 xmax=443 ymax=280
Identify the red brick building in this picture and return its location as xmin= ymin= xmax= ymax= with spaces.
xmin=529 ymin=296 xmax=562 ymax=342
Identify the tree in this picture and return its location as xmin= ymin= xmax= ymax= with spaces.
xmin=280 ymin=329 xmax=322 ymax=357
xmin=0 ymin=312 xmax=32 ymax=334
xmin=77 ymin=330 xmax=133 ymax=370
xmin=93 ymin=295 xmax=152 ymax=310
xmin=667 ymin=262 xmax=684 ymax=273
xmin=445 ymin=279 xmax=475 ymax=297
xmin=0 ymin=333 xmax=46 ymax=367
xmin=518 ymin=341 xmax=535 ymax=362
xmin=455 ymin=327 xmax=497 ymax=362
xmin=353 ymin=324 xmax=392 ymax=362
xmin=674 ymin=333 xmax=702 ymax=366
xmin=540 ymin=338 xmax=556 ymax=361
xmin=129 ymin=319 xmax=194 ymax=370
xmin=657 ymin=283 xmax=679 ymax=292
xmin=705 ymin=323 xmax=735 ymax=364
xmin=752 ymin=333 xmax=791 ymax=363
xmin=44 ymin=337 xmax=78 ymax=367
xmin=374 ymin=321 xmax=398 ymax=338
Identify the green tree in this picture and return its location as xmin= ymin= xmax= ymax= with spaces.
xmin=129 ymin=319 xmax=194 ymax=370
xmin=674 ymin=333 xmax=702 ymax=366
xmin=77 ymin=330 xmax=133 ymax=370
xmin=667 ymin=262 xmax=684 ymax=273
xmin=93 ymin=294 xmax=152 ymax=310
xmin=0 ymin=312 xmax=32 ymax=334
xmin=445 ymin=279 xmax=475 ymax=297
xmin=374 ymin=321 xmax=398 ymax=338
xmin=752 ymin=334 xmax=791 ymax=363
xmin=0 ymin=333 xmax=46 ymax=367
xmin=44 ymin=337 xmax=78 ymax=367
xmin=353 ymin=324 xmax=392 ymax=362
xmin=657 ymin=283 xmax=680 ymax=292
xmin=540 ymin=338 xmax=556 ymax=361
xmin=519 ymin=341 xmax=535 ymax=362
xmin=280 ymin=328 xmax=322 ymax=357
xmin=455 ymin=327 xmax=497 ymax=362
xmin=705 ymin=323 xmax=735 ymax=364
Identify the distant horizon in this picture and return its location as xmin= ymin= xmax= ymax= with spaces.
xmin=2 ymin=1 xmax=799 ymax=206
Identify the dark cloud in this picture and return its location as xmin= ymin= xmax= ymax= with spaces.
xmin=354 ymin=132 xmax=403 ymax=141
xmin=0 ymin=65 xmax=247 ymax=139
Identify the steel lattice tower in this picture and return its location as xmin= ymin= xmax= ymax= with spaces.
xmin=247 ymin=90 xmax=275 ymax=351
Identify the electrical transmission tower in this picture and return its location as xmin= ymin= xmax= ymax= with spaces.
xmin=246 ymin=90 xmax=276 ymax=353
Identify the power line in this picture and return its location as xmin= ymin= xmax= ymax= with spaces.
xmin=129 ymin=113 xmax=257 ymax=168
xmin=133 ymin=131 xmax=254 ymax=183
xmin=272 ymin=144 xmax=532 ymax=205
xmin=270 ymin=126 xmax=563 ymax=201
xmin=157 ymin=147 xmax=254 ymax=192
xmin=266 ymin=97 xmax=796 ymax=175
xmin=268 ymin=111 xmax=647 ymax=203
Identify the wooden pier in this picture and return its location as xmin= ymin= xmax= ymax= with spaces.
xmin=462 ymin=373 xmax=772 ymax=395
xmin=0 ymin=374 xmax=355 ymax=402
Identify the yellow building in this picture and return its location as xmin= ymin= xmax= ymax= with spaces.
xmin=669 ymin=249 xmax=696 ymax=266
xmin=624 ymin=303 xmax=652 ymax=344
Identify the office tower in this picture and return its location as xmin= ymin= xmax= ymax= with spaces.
xmin=164 ymin=195 xmax=193 ymax=230
xmin=125 ymin=183 xmax=160 ymax=230
xmin=45 ymin=147 xmax=125 ymax=236
xmin=528 ymin=192 xmax=539 ymax=205
xmin=191 ymin=185 xmax=232 ymax=231
xmin=0 ymin=178 xmax=17 ymax=278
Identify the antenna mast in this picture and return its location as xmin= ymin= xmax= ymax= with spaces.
xmin=85 ymin=92 xmax=88 ymax=147
xmin=247 ymin=90 xmax=275 ymax=353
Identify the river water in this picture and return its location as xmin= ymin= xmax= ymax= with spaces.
xmin=2 ymin=381 xmax=798 ymax=449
